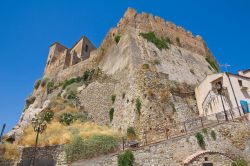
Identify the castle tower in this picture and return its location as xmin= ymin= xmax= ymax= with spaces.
xmin=43 ymin=36 xmax=96 ymax=78
xmin=44 ymin=42 xmax=69 ymax=77
xmin=69 ymin=36 xmax=96 ymax=66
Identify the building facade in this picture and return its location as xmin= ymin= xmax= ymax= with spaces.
xmin=195 ymin=70 xmax=250 ymax=119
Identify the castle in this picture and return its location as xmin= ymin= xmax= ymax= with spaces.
xmin=44 ymin=36 xmax=96 ymax=78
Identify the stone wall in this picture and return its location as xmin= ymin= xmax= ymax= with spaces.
xmin=54 ymin=50 xmax=99 ymax=83
xmin=72 ymin=122 xmax=249 ymax=166
xmin=187 ymin=153 xmax=233 ymax=166
xmin=0 ymin=157 xmax=17 ymax=166
xmin=115 ymin=8 xmax=217 ymax=64
xmin=17 ymin=145 xmax=66 ymax=166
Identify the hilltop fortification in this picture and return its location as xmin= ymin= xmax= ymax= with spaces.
xmin=9 ymin=7 xmax=219 ymax=140
xmin=3 ymin=7 xmax=250 ymax=166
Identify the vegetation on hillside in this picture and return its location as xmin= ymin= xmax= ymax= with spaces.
xmin=142 ymin=63 xmax=150 ymax=69
xmin=205 ymin=57 xmax=219 ymax=72
xmin=25 ymin=96 xmax=36 ymax=109
xmin=127 ymin=127 xmax=136 ymax=140
xmin=1 ymin=143 xmax=20 ymax=160
xmin=115 ymin=35 xmax=121 ymax=44
xmin=195 ymin=132 xmax=205 ymax=149
xmin=118 ymin=150 xmax=135 ymax=166
xmin=210 ymin=130 xmax=216 ymax=140
xmin=135 ymin=98 xmax=142 ymax=115
xmin=62 ymin=68 xmax=97 ymax=89
xmin=232 ymin=158 xmax=248 ymax=166
xmin=17 ymin=121 xmax=118 ymax=147
xmin=111 ymin=94 xmax=116 ymax=104
xmin=176 ymin=37 xmax=181 ymax=46
xmin=41 ymin=77 xmax=49 ymax=87
xmin=140 ymin=32 xmax=170 ymax=50
xmin=109 ymin=108 xmax=115 ymax=122
xmin=65 ymin=134 xmax=119 ymax=162
xmin=34 ymin=80 xmax=41 ymax=89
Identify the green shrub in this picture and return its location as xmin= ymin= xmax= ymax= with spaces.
xmin=25 ymin=96 xmax=36 ymax=108
xmin=142 ymin=64 xmax=150 ymax=69
xmin=73 ymin=112 xmax=89 ymax=123
xmin=41 ymin=77 xmax=49 ymax=87
xmin=115 ymin=35 xmax=121 ymax=44
xmin=135 ymin=98 xmax=142 ymax=115
xmin=111 ymin=95 xmax=116 ymax=104
xmin=34 ymin=80 xmax=41 ymax=89
xmin=47 ymin=81 xmax=55 ymax=94
xmin=42 ymin=110 xmax=54 ymax=122
xmin=232 ymin=158 xmax=248 ymax=166
xmin=127 ymin=127 xmax=136 ymax=139
xmin=60 ymin=113 xmax=74 ymax=125
xmin=67 ymin=91 xmax=77 ymax=100
xmin=118 ymin=150 xmax=135 ymax=166
xmin=153 ymin=59 xmax=161 ymax=65
xmin=140 ymin=32 xmax=170 ymax=50
xmin=210 ymin=130 xmax=216 ymax=140
xmin=83 ymin=69 xmax=95 ymax=81
xmin=202 ymin=128 xmax=208 ymax=135
xmin=109 ymin=108 xmax=115 ymax=122
xmin=65 ymin=134 xmax=119 ymax=162
xmin=205 ymin=57 xmax=219 ymax=72
xmin=195 ymin=132 xmax=205 ymax=148
xmin=62 ymin=78 xmax=76 ymax=89
xmin=61 ymin=69 xmax=96 ymax=89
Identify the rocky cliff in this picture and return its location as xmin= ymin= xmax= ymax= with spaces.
xmin=8 ymin=7 xmax=219 ymax=143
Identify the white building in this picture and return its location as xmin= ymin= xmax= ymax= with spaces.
xmin=195 ymin=69 xmax=250 ymax=119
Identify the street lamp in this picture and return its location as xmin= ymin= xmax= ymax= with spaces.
xmin=213 ymin=82 xmax=228 ymax=121
xmin=30 ymin=117 xmax=47 ymax=166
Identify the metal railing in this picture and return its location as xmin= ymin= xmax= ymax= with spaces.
xmin=121 ymin=107 xmax=249 ymax=149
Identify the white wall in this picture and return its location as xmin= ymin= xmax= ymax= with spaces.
xmin=195 ymin=72 xmax=250 ymax=117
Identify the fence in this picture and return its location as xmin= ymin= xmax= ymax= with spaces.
xmin=122 ymin=105 xmax=249 ymax=149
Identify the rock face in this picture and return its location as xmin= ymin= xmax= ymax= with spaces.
xmin=9 ymin=8 xmax=219 ymax=142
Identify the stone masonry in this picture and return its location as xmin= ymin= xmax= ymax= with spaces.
xmin=44 ymin=36 xmax=96 ymax=79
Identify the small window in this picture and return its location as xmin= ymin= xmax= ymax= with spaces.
xmin=85 ymin=45 xmax=88 ymax=52
xmin=205 ymin=157 xmax=208 ymax=161
xmin=238 ymin=80 xmax=243 ymax=86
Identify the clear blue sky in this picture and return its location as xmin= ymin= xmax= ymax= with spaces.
xmin=0 ymin=0 xmax=249 ymax=133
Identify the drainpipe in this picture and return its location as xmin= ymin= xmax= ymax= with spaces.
xmin=225 ymin=72 xmax=242 ymax=116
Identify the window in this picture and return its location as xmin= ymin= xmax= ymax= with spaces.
xmin=85 ymin=45 xmax=88 ymax=52
xmin=238 ymin=80 xmax=243 ymax=86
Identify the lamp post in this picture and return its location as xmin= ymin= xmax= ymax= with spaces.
xmin=214 ymin=83 xmax=228 ymax=121
xmin=30 ymin=117 xmax=47 ymax=166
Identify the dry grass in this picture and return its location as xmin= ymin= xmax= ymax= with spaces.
xmin=2 ymin=143 xmax=20 ymax=160
xmin=17 ymin=121 xmax=119 ymax=147
xmin=160 ymin=89 xmax=170 ymax=103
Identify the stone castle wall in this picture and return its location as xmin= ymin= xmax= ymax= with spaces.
xmin=17 ymin=145 xmax=66 ymax=166
xmin=55 ymin=50 xmax=98 ymax=82
xmin=113 ymin=8 xmax=217 ymax=64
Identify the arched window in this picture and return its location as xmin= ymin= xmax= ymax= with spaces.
xmin=85 ymin=45 xmax=88 ymax=52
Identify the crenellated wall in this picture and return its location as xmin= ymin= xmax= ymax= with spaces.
xmin=116 ymin=8 xmax=211 ymax=58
